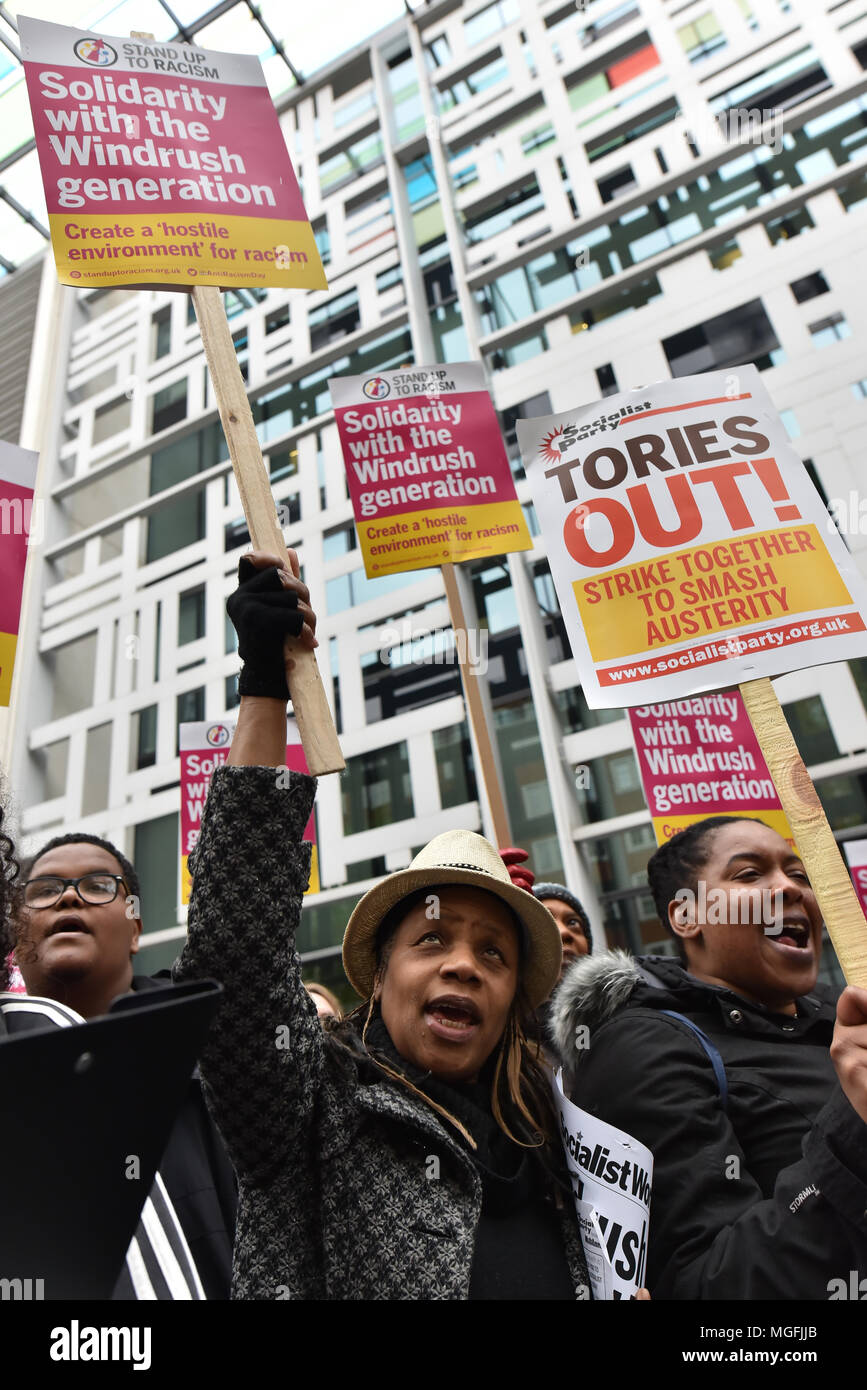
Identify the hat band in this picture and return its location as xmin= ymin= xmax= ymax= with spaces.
xmin=424 ymin=861 xmax=501 ymax=874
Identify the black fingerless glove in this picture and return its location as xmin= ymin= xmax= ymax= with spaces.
xmin=226 ymin=557 xmax=304 ymax=700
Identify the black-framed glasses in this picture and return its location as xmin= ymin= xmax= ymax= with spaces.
xmin=23 ymin=874 xmax=127 ymax=908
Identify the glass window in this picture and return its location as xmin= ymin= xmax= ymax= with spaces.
xmin=130 ymin=705 xmax=157 ymax=773
xmin=815 ymin=770 xmax=867 ymax=829
xmin=36 ymin=738 xmax=69 ymax=801
xmin=495 ymin=698 xmax=563 ymax=881
xmin=809 ymin=313 xmax=852 ymax=347
xmin=313 ymin=220 xmax=331 ymax=266
xmin=488 ymin=328 xmax=550 ymax=373
xmin=598 ymin=166 xmax=638 ymax=204
xmin=848 ymin=658 xmax=867 ymax=715
xmin=576 ymin=749 xmax=645 ymax=820
xmin=92 ymin=396 xmax=131 ymax=445
xmin=319 ymin=134 xmax=384 ymax=195
xmin=151 ymin=379 xmax=187 ymax=434
xmin=464 ymin=0 xmax=518 ymax=47
xmin=333 ymin=87 xmax=376 ymax=130
xmin=82 ymin=723 xmax=112 ymax=818
xmin=266 ymin=304 xmax=290 ymax=335
xmin=146 ymin=425 xmax=224 ymax=563
xmin=663 ymin=299 xmax=780 ymax=376
xmin=178 ymin=587 xmax=205 ymax=645
xmin=323 ymin=522 xmax=357 ymax=560
xmin=434 ymin=724 xmax=478 ymax=809
xmin=784 ymin=696 xmax=839 ymax=765
xmin=152 ymin=307 xmax=171 ymax=360
xmin=472 ymin=563 xmax=518 ymax=635
xmin=708 ymin=238 xmax=742 ymax=270
xmin=779 ymin=409 xmax=800 ymax=439
xmin=342 ymin=743 xmax=413 ymax=833
xmin=596 ymin=363 xmax=618 ymax=396
xmin=553 ymin=687 xmax=624 ymax=736
xmin=437 ymin=53 xmax=509 ymax=111
xmin=134 ymin=813 xmax=179 ymax=931
xmin=677 ymin=12 xmax=726 ymax=62
xmin=308 ymin=289 xmax=361 ymax=351
xmin=176 ymin=687 xmax=205 ymax=742
xmin=425 ymin=34 xmax=451 ymax=68
xmin=791 ymin=272 xmax=829 ymax=303
xmin=46 ymin=633 xmax=97 ymax=720
xmin=765 ymin=207 xmax=815 ymax=243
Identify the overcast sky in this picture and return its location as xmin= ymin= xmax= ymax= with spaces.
xmin=8 ymin=0 xmax=410 ymax=76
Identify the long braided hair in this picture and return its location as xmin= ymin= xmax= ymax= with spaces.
xmin=0 ymin=800 xmax=22 ymax=992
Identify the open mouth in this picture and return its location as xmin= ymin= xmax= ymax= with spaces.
xmin=424 ymin=995 xmax=481 ymax=1040
xmin=47 ymin=916 xmax=90 ymax=938
xmin=764 ymin=920 xmax=810 ymax=950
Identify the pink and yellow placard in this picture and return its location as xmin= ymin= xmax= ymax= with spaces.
xmin=330 ymin=363 xmax=532 ymax=577
xmin=628 ymin=688 xmax=792 ymax=844
xmin=180 ymin=716 xmax=318 ymax=903
xmin=0 ymin=441 xmax=39 ymax=707
xmin=19 ymin=16 xmax=327 ymax=290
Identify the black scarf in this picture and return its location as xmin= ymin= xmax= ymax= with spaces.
xmin=362 ymin=1014 xmax=566 ymax=1212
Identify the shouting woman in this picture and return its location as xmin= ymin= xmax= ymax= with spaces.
xmin=174 ymin=552 xmax=592 ymax=1300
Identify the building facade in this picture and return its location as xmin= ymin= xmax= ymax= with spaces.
xmin=4 ymin=0 xmax=867 ymax=998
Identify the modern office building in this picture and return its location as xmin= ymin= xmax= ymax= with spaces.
xmin=2 ymin=0 xmax=867 ymax=997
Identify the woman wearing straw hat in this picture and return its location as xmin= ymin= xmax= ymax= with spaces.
xmin=173 ymin=552 xmax=591 ymax=1300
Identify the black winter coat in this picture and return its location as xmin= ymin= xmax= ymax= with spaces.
xmin=549 ymin=949 xmax=867 ymax=1300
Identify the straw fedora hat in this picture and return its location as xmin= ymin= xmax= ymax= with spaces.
xmin=342 ymin=830 xmax=562 ymax=1008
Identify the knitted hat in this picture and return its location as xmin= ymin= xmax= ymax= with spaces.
xmin=532 ymin=883 xmax=593 ymax=954
xmin=342 ymin=830 xmax=562 ymax=1007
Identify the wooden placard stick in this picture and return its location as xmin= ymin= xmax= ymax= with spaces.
xmin=441 ymin=562 xmax=511 ymax=847
xmin=740 ymin=676 xmax=867 ymax=986
xmin=126 ymin=32 xmax=342 ymax=776
xmin=192 ymin=285 xmax=344 ymax=775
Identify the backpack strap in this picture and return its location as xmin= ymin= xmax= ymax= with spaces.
xmin=635 ymin=964 xmax=729 ymax=1109
xmin=658 ymin=1009 xmax=728 ymax=1111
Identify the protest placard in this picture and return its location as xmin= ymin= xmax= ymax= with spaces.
xmin=628 ymin=689 xmax=791 ymax=844
xmin=180 ymin=716 xmax=318 ymax=904
xmin=329 ymin=362 xmax=531 ymax=578
xmin=518 ymin=366 xmax=867 ymax=709
xmin=553 ymin=1070 xmax=652 ymax=1300
xmin=0 ymin=441 xmax=39 ymax=707
xmin=842 ymin=840 xmax=867 ymax=922
xmin=19 ymin=15 xmax=327 ymax=291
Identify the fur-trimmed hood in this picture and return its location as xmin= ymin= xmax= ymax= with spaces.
xmin=548 ymin=949 xmax=643 ymax=1069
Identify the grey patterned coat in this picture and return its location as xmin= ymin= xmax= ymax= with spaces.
xmin=174 ymin=765 xmax=590 ymax=1300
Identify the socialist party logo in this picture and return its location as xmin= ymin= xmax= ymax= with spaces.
xmin=363 ymin=377 xmax=391 ymax=400
xmin=74 ymin=37 xmax=118 ymax=66
xmin=206 ymin=724 xmax=231 ymax=747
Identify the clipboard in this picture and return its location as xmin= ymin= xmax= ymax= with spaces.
xmin=0 ymin=977 xmax=222 ymax=1299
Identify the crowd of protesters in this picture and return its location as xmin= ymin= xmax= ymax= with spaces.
xmin=1 ymin=546 xmax=867 ymax=1301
